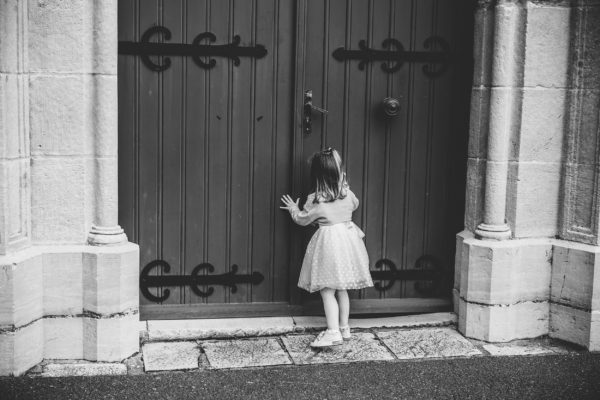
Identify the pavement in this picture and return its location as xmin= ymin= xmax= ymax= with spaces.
xmin=1 ymin=313 xmax=600 ymax=399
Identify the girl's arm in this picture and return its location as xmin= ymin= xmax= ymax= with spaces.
xmin=280 ymin=194 xmax=321 ymax=226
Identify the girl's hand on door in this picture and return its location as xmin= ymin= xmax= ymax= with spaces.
xmin=280 ymin=195 xmax=299 ymax=211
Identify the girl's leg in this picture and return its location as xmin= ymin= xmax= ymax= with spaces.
xmin=320 ymin=288 xmax=340 ymax=330
xmin=336 ymin=289 xmax=350 ymax=328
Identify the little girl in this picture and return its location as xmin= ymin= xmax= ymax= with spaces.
xmin=280 ymin=147 xmax=373 ymax=347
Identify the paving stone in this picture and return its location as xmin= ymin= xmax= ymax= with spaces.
xmin=41 ymin=363 xmax=127 ymax=377
xmin=377 ymin=328 xmax=482 ymax=360
xmin=147 ymin=317 xmax=295 ymax=341
xmin=281 ymin=332 xmax=394 ymax=365
xmin=482 ymin=342 xmax=570 ymax=356
xmin=123 ymin=353 xmax=145 ymax=375
xmin=201 ymin=338 xmax=292 ymax=369
xmin=142 ymin=342 xmax=199 ymax=372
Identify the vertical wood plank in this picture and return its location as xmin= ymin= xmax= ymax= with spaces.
xmin=229 ymin=0 xmax=254 ymax=303
xmin=137 ymin=0 xmax=161 ymax=306
xmin=344 ymin=0 xmax=369 ymax=301
xmin=273 ymin=0 xmax=295 ymax=302
xmin=206 ymin=0 xmax=230 ymax=304
xmin=160 ymin=0 xmax=185 ymax=305
xmin=184 ymin=0 xmax=209 ymax=305
xmin=118 ymin=0 xmax=137 ymax=244
xmin=382 ymin=0 xmax=413 ymax=300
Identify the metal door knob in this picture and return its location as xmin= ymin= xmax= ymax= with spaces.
xmin=382 ymin=97 xmax=401 ymax=117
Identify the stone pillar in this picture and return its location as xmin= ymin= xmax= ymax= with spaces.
xmin=0 ymin=0 xmax=31 ymax=256
xmin=87 ymin=0 xmax=127 ymax=246
xmin=457 ymin=0 xmax=600 ymax=351
xmin=474 ymin=0 xmax=522 ymax=241
xmin=0 ymin=0 xmax=139 ymax=376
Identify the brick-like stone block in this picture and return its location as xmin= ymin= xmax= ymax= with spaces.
xmin=458 ymin=237 xmax=552 ymax=304
xmin=572 ymin=6 xmax=600 ymax=90
xmin=472 ymin=5 xmax=494 ymax=87
xmin=518 ymin=88 xmax=566 ymax=162
xmin=0 ymin=73 xmax=29 ymax=159
xmin=459 ymin=298 xmax=549 ymax=342
xmin=0 ymin=158 xmax=31 ymax=254
xmin=29 ymin=74 xmax=87 ymax=156
xmin=551 ymin=244 xmax=600 ymax=310
xmin=510 ymin=161 xmax=561 ymax=238
xmin=523 ymin=5 xmax=570 ymax=88
xmin=83 ymin=313 xmax=139 ymax=361
xmin=28 ymin=0 xmax=90 ymax=73
xmin=0 ymin=0 xmax=27 ymax=74
xmin=42 ymin=250 xmax=83 ymax=315
xmin=28 ymin=0 xmax=117 ymax=74
xmin=83 ymin=243 xmax=139 ymax=315
xmin=468 ymin=87 xmax=490 ymax=159
xmin=0 ymin=319 xmax=43 ymax=376
xmin=591 ymin=311 xmax=600 ymax=351
xmin=464 ymin=158 xmax=486 ymax=233
xmin=31 ymin=157 xmax=86 ymax=243
xmin=490 ymin=2 xmax=526 ymax=87
xmin=549 ymin=302 xmax=591 ymax=348
xmin=0 ymin=250 xmax=43 ymax=327
xmin=454 ymin=231 xmax=471 ymax=293
xmin=44 ymin=317 xmax=83 ymax=359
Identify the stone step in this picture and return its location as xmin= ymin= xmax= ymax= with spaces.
xmin=141 ymin=312 xmax=457 ymax=342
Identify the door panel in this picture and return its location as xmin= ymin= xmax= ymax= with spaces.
xmin=118 ymin=0 xmax=296 ymax=316
xmin=295 ymin=0 xmax=472 ymax=306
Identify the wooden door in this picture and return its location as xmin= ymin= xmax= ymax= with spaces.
xmin=118 ymin=0 xmax=298 ymax=319
xmin=292 ymin=0 xmax=473 ymax=313
xmin=118 ymin=0 xmax=472 ymax=319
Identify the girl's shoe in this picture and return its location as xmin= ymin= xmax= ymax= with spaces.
xmin=339 ymin=325 xmax=352 ymax=341
xmin=310 ymin=329 xmax=343 ymax=348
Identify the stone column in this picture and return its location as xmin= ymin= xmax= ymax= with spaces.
xmin=87 ymin=0 xmax=127 ymax=246
xmin=474 ymin=0 xmax=522 ymax=241
xmin=0 ymin=0 xmax=31 ymax=255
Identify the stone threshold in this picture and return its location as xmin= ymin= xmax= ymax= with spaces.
xmin=140 ymin=312 xmax=458 ymax=342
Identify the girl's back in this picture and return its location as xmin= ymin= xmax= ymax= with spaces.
xmin=304 ymin=190 xmax=359 ymax=226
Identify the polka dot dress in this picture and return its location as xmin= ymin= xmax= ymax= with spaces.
xmin=287 ymin=189 xmax=373 ymax=293
xmin=298 ymin=221 xmax=373 ymax=293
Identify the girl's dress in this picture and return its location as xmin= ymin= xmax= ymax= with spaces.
xmin=288 ymin=189 xmax=373 ymax=293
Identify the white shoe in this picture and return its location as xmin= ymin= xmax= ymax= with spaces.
xmin=340 ymin=325 xmax=352 ymax=341
xmin=310 ymin=329 xmax=343 ymax=348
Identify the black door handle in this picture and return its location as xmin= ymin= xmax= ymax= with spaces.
xmin=303 ymin=90 xmax=328 ymax=134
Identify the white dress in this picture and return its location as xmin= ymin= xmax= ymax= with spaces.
xmin=288 ymin=190 xmax=373 ymax=293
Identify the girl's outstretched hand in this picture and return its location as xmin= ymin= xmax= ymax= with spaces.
xmin=280 ymin=194 xmax=299 ymax=211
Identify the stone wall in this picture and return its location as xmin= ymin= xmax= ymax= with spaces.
xmin=458 ymin=0 xmax=600 ymax=350
xmin=0 ymin=0 xmax=139 ymax=376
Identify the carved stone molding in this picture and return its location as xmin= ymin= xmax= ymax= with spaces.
xmin=561 ymin=4 xmax=600 ymax=245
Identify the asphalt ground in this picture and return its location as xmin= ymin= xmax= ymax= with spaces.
xmin=2 ymin=353 xmax=599 ymax=400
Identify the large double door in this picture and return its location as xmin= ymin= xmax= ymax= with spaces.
xmin=118 ymin=0 xmax=473 ymax=319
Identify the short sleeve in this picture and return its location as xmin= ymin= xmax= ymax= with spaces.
xmin=348 ymin=189 xmax=359 ymax=211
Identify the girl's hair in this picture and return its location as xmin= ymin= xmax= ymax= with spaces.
xmin=309 ymin=147 xmax=348 ymax=203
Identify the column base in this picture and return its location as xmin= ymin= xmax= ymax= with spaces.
xmin=87 ymin=225 xmax=128 ymax=246
xmin=475 ymin=223 xmax=512 ymax=240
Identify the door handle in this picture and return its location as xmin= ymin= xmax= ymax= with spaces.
xmin=303 ymin=90 xmax=328 ymax=135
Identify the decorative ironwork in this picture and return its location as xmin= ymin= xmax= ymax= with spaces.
xmin=370 ymin=256 xmax=445 ymax=295
xmin=119 ymin=25 xmax=268 ymax=72
xmin=140 ymin=260 xmax=265 ymax=303
xmin=332 ymin=36 xmax=451 ymax=77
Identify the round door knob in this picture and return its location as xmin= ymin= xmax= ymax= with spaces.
xmin=382 ymin=97 xmax=401 ymax=117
